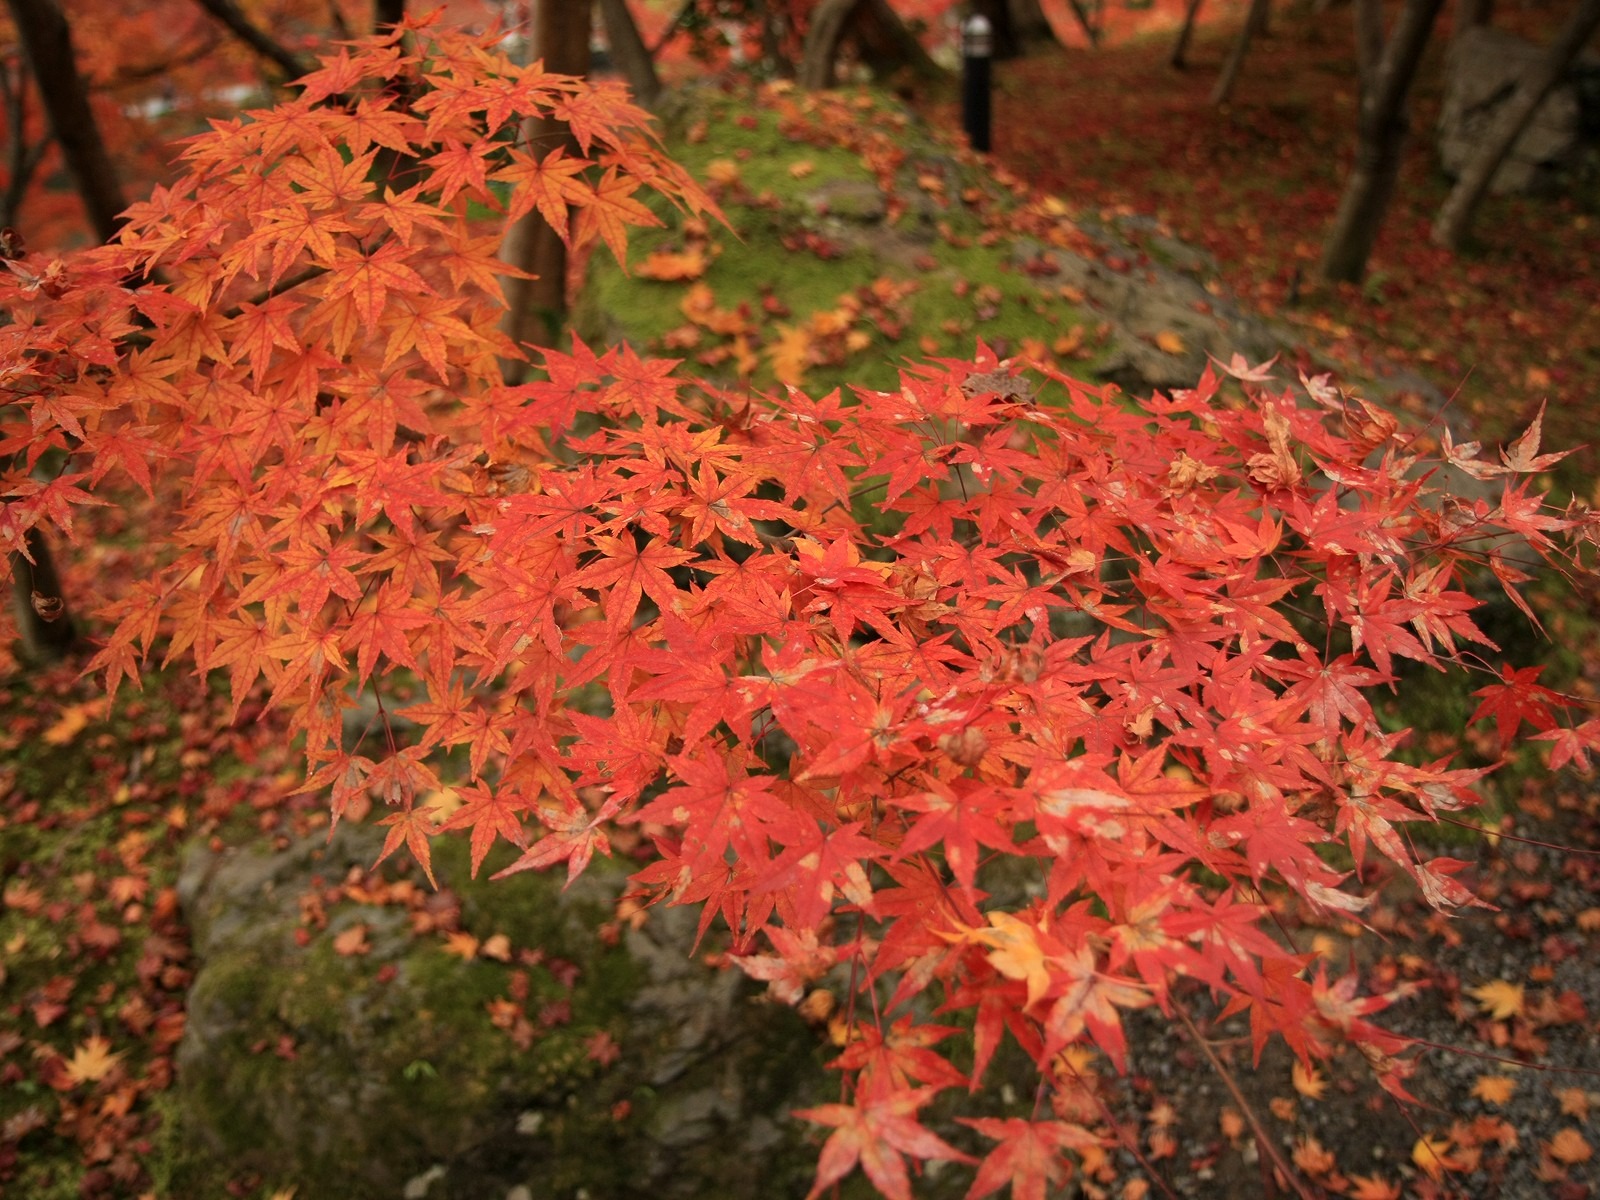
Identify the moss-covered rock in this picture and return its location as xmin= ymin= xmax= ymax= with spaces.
xmin=576 ymin=83 xmax=1285 ymax=400
xmin=169 ymin=826 xmax=835 ymax=1199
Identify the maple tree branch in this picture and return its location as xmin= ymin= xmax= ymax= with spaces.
xmin=222 ymin=263 xmax=330 ymax=321
xmin=1172 ymin=1003 xmax=1319 ymax=1200
xmin=4 ymin=0 xmax=129 ymax=242
xmin=189 ymin=0 xmax=314 ymax=81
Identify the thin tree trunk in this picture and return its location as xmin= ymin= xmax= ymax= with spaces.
xmin=499 ymin=0 xmax=592 ymax=382
xmin=1211 ymin=0 xmax=1270 ymax=104
xmin=1320 ymin=0 xmax=1445 ymax=282
xmin=0 ymin=58 xmax=50 ymax=229
xmin=1353 ymin=0 xmax=1384 ymax=92
xmin=10 ymin=526 xmax=77 ymax=661
xmin=1433 ymin=0 xmax=1600 ymax=248
xmin=799 ymin=0 xmax=949 ymax=89
xmin=4 ymin=0 xmax=128 ymax=242
xmin=598 ymin=0 xmax=661 ymax=107
xmin=1171 ymin=0 xmax=1205 ymax=67
xmin=191 ymin=0 xmax=313 ymax=79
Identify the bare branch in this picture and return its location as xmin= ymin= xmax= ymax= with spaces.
xmin=190 ymin=0 xmax=313 ymax=80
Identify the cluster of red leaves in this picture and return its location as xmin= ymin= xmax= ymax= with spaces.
xmin=5 ymin=17 xmax=1600 ymax=1200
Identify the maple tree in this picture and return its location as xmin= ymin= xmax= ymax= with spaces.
xmin=5 ymin=11 xmax=1600 ymax=1199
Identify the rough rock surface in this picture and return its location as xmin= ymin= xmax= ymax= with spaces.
xmin=171 ymin=825 xmax=834 ymax=1200
xmin=1437 ymin=27 xmax=1600 ymax=195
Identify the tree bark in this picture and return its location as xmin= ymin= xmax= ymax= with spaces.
xmin=1009 ymin=0 xmax=1056 ymax=45
xmin=1453 ymin=0 xmax=1493 ymax=42
xmin=10 ymin=526 xmax=77 ymax=661
xmin=598 ymin=0 xmax=661 ymax=108
xmin=798 ymin=0 xmax=949 ymax=90
xmin=1320 ymin=0 xmax=1445 ymax=282
xmin=499 ymin=0 xmax=592 ymax=382
xmin=1353 ymin=0 xmax=1384 ymax=93
xmin=373 ymin=0 xmax=404 ymax=33
xmin=1210 ymin=0 xmax=1270 ymax=105
xmin=1171 ymin=0 xmax=1205 ymax=67
xmin=191 ymin=0 xmax=314 ymax=80
xmin=4 ymin=0 xmax=128 ymax=242
xmin=1432 ymin=0 xmax=1600 ymax=249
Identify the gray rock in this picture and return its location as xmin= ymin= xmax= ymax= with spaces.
xmin=168 ymin=826 xmax=833 ymax=1200
xmin=1437 ymin=27 xmax=1600 ymax=195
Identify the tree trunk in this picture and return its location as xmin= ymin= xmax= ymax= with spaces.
xmin=1320 ymin=0 xmax=1445 ymax=282
xmin=10 ymin=526 xmax=77 ymax=661
xmin=1433 ymin=0 xmax=1600 ymax=249
xmin=1353 ymin=0 xmax=1384 ymax=93
xmin=1453 ymin=0 xmax=1492 ymax=42
xmin=499 ymin=0 xmax=592 ymax=382
xmin=192 ymin=0 xmax=314 ymax=79
xmin=798 ymin=0 xmax=949 ymax=90
xmin=1210 ymin=0 xmax=1270 ymax=105
xmin=373 ymin=0 xmax=404 ymax=32
xmin=4 ymin=0 xmax=128 ymax=242
xmin=598 ymin=0 xmax=661 ymax=108
xmin=1171 ymin=0 xmax=1205 ymax=67
xmin=1010 ymin=0 xmax=1056 ymax=44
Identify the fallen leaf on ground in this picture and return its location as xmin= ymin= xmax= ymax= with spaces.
xmin=1469 ymin=979 xmax=1525 ymax=1020
xmin=1471 ymin=1074 xmax=1516 ymax=1106
xmin=64 ymin=1035 xmax=123 ymax=1085
xmin=1547 ymin=1128 xmax=1593 ymax=1165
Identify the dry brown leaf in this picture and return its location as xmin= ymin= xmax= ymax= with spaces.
xmin=480 ymin=933 xmax=512 ymax=962
xmin=331 ymin=923 xmax=369 ymax=957
xmin=1555 ymin=1087 xmax=1591 ymax=1120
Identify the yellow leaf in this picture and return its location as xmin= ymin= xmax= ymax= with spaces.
xmin=767 ymin=324 xmax=812 ymax=386
xmin=43 ymin=700 xmax=106 ymax=746
xmin=1469 ymin=979 xmax=1525 ymax=1020
xmin=787 ymin=160 xmax=814 ymax=179
xmin=1291 ymin=1060 xmax=1326 ymax=1100
xmin=421 ymin=788 xmax=463 ymax=822
xmin=442 ymin=931 xmax=480 ymax=960
xmin=1471 ymin=1074 xmax=1516 ymax=1106
xmin=1574 ymin=908 xmax=1600 ymax=932
xmin=1412 ymin=1134 xmax=1454 ymax=1182
xmin=1154 ymin=330 xmax=1186 ymax=355
xmin=1547 ymin=1128 xmax=1593 ymax=1165
xmin=480 ymin=932 xmax=512 ymax=962
xmin=64 ymin=1035 xmax=123 ymax=1085
xmin=1292 ymin=1135 xmax=1335 ymax=1176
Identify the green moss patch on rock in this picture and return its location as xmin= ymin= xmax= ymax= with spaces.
xmin=167 ymin=825 xmax=836 ymax=1199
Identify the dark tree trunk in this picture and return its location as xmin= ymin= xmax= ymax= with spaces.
xmin=1009 ymin=0 xmax=1056 ymax=44
xmin=1171 ymin=0 xmax=1205 ymax=67
xmin=1433 ymin=0 xmax=1600 ymax=248
xmin=1453 ymin=0 xmax=1493 ymax=42
xmin=798 ymin=0 xmax=949 ymax=90
xmin=499 ymin=0 xmax=593 ymax=381
xmin=598 ymin=0 xmax=661 ymax=107
xmin=1353 ymin=0 xmax=1385 ymax=92
xmin=191 ymin=0 xmax=313 ymax=79
xmin=1210 ymin=0 xmax=1271 ymax=104
xmin=10 ymin=526 xmax=77 ymax=661
xmin=1320 ymin=0 xmax=1445 ymax=282
xmin=4 ymin=0 xmax=128 ymax=242
xmin=373 ymin=0 xmax=404 ymax=33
